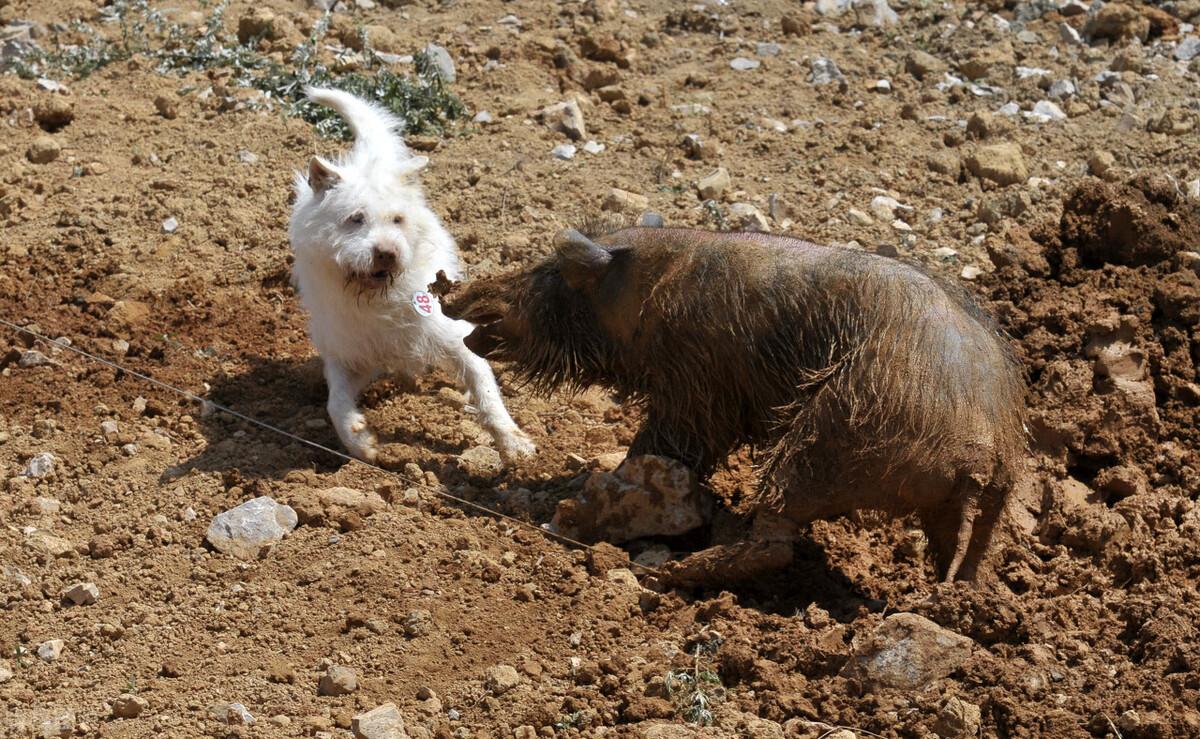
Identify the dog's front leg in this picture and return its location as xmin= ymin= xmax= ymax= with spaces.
xmin=324 ymin=359 xmax=378 ymax=463
xmin=448 ymin=345 xmax=536 ymax=463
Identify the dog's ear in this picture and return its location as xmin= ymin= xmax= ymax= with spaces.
xmin=396 ymin=155 xmax=429 ymax=182
xmin=307 ymin=157 xmax=342 ymax=193
xmin=556 ymin=229 xmax=612 ymax=290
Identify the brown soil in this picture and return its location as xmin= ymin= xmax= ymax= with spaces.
xmin=2 ymin=1 xmax=1199 ymax=737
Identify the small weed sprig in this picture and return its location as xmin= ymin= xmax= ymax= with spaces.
xmin=664 ymin=635 xmax=726 ymax=726
xmin=1 ymin=0 xmax=465 ymax=139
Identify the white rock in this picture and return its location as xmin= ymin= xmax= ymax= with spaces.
xmin=1175 ymin=37 xmax=1200 ymax=62
xmin=457 ymin=445 xmax=503 ymax=476
xmin=933 ymin=246 xmax=959 ymax=259
xmin=211 ymin=703 xmax=255 ymax=725
xmin=39 ymin=712 xmax=75 ymax=739
xmin=63 ymin=582 xmax=99 ymax=606
xmin=816 ymin=0 xmax=852 ymax=16
xmin=422 ymin=43 xmax=455 ymax=83
xmin=756 ymin=42 xmax=782 ymax=57
xmin=22 ymin=452 xmax=54 ymax=478
xmin=353 ymin=703 xmax=409 ymax=739
xmin=319 ymin=665 xmax=358 ymax=696
xmin=960 ymin=265 xmax=982 ymax=280
xmin=582 ymin=140 xmax=605 ymax=154
xmin=162 ymin=216 xmax=179 ymax=233
xmin=1015 ymin=66 xmax=1050 ymax=80
xmin=0 ymin=661 xmax=13 ymax=683
xmin=541 ymin=99 xmax=586 ymax=140
xmin=810 ymin=57 xmax=845 ymax=86
xmin=858 ymin=0 xmax=898 ymax=27
xmin=1059 ymin=22 xmax=1083 ymax=45
xmin=1188 ymin=179 xmax=1200 ymax=199
xmin=205 ymin=496 xmax=298 ymax=560
xmin=551 ymin=143 xmax=577 ymax=160
xmin=729 ymin=203 xmax=770 ymax=232
xmin=840 ymin=613 xmax=975 ymax=689
xmin=1048 ymin=79 xmax=1075 ymax=98
xmin=1027 ymin=100 xmax=1066 ymax=122
xmin=730 ymin=57 xmax=760 ymax=71
xmin=697 ymin=167 xmax=731 ymax=200
xmin=472 ymin=110 xmax=493 ymax=124
xmin=847 ymin=208 xmax=874 ymax=226
xmin=37 ymin=639 xmax=65 ymax=661
xmin=100 ymin=420 xmax=119 ymax=436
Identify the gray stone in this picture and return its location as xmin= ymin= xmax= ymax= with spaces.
xmin=934 ymin=696 xmax=983 ymax=738
xmin=541 ymin=99 xmax=586 ymax=140
xmin=63 ymin=581 xmax=99 ymax=606
xmin=603 ymin=188 xmax=649 ymax=214
xmin=1176 ymin=37 xmax=1200 ymax=61
xmin=17 ymin=350 xmax=52 ymax=368
xmin=471 ymin=110 xmax=493 ymax=124
xmin=840 ymin=613 xmax=975 ymax=689
xmin=37 ymin=639 xmax=65 ymax=662
xmin=756 ymin=42 xmax=781 ymax=57
xmin=26 ymin=136 xmax=60 ymax=164
xmin=0 ymin=661 xmax=12 ymax=683
xmin=1029 ymin=100 xmax=1067 ymax=122
xmin=810 ymin=57 xmax=845 ymax=86
xmin=730 ymin=57 xmax=760 ymax=71
xmin=485 ymin=664 xmax=521 ymax=695
xmin=729 ymin=203 xmax=769 ymax=232
xmin=23 ymin=452 xmax=54 ymax=477
xmin=162 ymin=216 xmax=178 ymax=233
xmin=319 ymin=665 xmax=358 ymax=696
xmin=353 ymin=703 xmax=409 ymax=739
xmin=1059 ymin=22 xmax=1083 ymax=45
xmin=25 ymin=530 xmax=74 ymax=558
xmin=816 ymin=0 xmax=853 ymax=16
xmin=422 ymin=43 xmax=455 ymax=83
xmin=205 ymin=496 xmax=298 ymax=560
xmin=1048 ymin=79 xmax=1075 ymax=99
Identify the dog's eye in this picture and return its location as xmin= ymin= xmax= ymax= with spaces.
xmin=346 ymin=212 xmax=365 ymax=227
xmin=392 ymin=215 xmax=404 ymax=225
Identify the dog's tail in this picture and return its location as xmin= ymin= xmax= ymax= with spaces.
xmin=304 ymin=86 xmax=410 ymax=161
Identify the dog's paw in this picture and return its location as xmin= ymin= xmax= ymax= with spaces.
xmin=338 ymin=417 xmax=379 ymax=463
xmin=496 ymin=429 xmax=537 ymax=464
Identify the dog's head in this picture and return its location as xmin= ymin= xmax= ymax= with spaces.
xmin=291 ymin=153 xmax=431 ymax=294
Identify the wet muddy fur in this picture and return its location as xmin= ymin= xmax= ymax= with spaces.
xmin=442 ymin=221 xmax=1029 ymax=582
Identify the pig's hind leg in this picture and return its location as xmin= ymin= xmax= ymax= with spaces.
xmin=921 ymin=471 xmax=1007 ymax=583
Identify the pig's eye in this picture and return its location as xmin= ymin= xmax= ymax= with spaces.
xmin=392 ymin=215 xmax=405 ymax=225
xmin=345 ymin=212 xmax=365 ymax=227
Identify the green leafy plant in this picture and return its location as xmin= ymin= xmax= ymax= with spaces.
xmin=1 ymin=0 xmax=465 ymax=139
xmin=664 ymin=638 xmax=726 ymax=726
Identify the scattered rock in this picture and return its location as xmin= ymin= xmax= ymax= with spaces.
xmin=63 ymin=581 xmax=99 ymax=606
xmin=33 ymin=96 xmax=73 ymax=129
xmin=26 ymin=530 xmax=75 ymax=559
xmin=1176 ymin=37 xmax=1200 ymax=62
xmin=26 ymin=136 xmax=60 ymax=164
xmin=162 ymin=216 xmax=179 ymax=233
xmin=23 ymin=452 xmax=54 ymax=477
xmin=37 ymin=639 xmax=65 ymax=662
xmin=319 ymin=665 xmax=358 ymax=696
xmin=211 ymin=703 xmax=255 ymax=725
xmin=730 ymin=57 xmax=760 ymax=71
xmin=353 ymin=703 xmax=409 ymax=739
xmin=756 ymin=42 xmax=781 ymax=57
xmin=602 ymin=188 xmax=649 ymax=214
xmin=551 ymin=455 xmax=712 ymax=543
xmin=840 ymin=613 xmax=975 ymax=689
xmin=457 ymin=445 xmax=503 ymax=476
xmin=729 ymin=202 xmax=770 ymax=231
xmin=551 ymin=143 xmax=577 ymax=160
xmin=540 ymin=100 xmax=586 ymax=141
xmin=965 ymin=143 xmax=1028 ymax=186
xmin=0 ymin=661 xmax=12 ymax=683
xmin=485 ymin=664 xmax=521 ymax=696
xmin=472 ymin=110 xmax=493 ymax=124
xmin=933 ymin=696 xmax=982 ymax=738
xmin=318 ymin=487 xmax=387 ymax=516
xmin=422 ymin=43 xmax=455 ymax=83
xmin=1088 ymin=150 xmax=1117 ymax=180
xmin=697 ymin=167 xmax=731 ymax=200
xmin=906 ymin=50 xmax=946 ymax=80
xmin=1086 ymin=3 xmax=1150 ymax=43
xmin=402 ymin=610 xmax=433 ymax=638
xmin=810 ymin=57 xmax=845 ymax=86
xmin=680 ymin=133 xmax=718 ymax=160
xmin=112 ymin=693 xmax=148 ymax=719
xmin=205 ymin=496 xmax=299 ymax=560
xmin=39 ymin=712 xmax=75 ymax=739
xmin=154 ymin=94 xmax=178 ymax=119
xmin=1028 ymin=100 xmax=1067 ymax=122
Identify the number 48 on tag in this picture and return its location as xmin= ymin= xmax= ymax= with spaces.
xmin=411 ymin=290 xmax=436 ymax=317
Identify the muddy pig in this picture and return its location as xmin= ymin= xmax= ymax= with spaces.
xmin=437 ymin=217 xmax=1028 ymax=582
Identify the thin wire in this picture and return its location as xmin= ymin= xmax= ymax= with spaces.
xmin=0 ymin=316 xmax=664 ymax=577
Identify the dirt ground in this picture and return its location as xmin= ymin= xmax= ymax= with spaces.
xmin=2 ymin=0 xmax=1200 ymax=737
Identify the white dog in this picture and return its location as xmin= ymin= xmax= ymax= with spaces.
xmin=288 ymin=87 xmax=535 ymax=464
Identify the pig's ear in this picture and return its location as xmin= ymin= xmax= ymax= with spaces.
xmin=556 ymin=229 xmax=612 ymax=289
xmin=307 ymin=157 xmax=342 ymax=193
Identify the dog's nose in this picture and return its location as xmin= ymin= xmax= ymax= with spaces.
xmin=371 ymin=246 xmax=399 ymax=274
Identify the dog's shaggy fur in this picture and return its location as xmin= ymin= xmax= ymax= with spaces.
xmin=288 ymin=87 xmax=534 ymax=463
